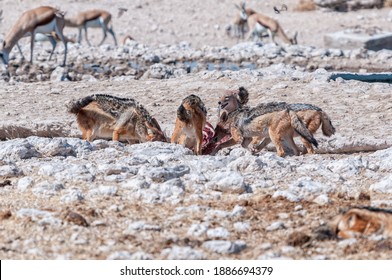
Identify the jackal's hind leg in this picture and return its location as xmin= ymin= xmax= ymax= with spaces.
xmin=82 ymin=129 xmax=94 ymax=142
xmin=171 ymin=127 xmax=181 ymax=144
xmin=112 ymin=128 xmax=123 ymax=142
xmin=300 ymin=118 xmax=319 ymax=154
xmin=285 ymin=135 xmax=300 ymax=156
xmin=300 ymin=137 xmax=315 ymax=154
xmin=248 ymin=137 xmax=261 ymax=154
xmin=269 ymin=130 xmax=285 ymax=157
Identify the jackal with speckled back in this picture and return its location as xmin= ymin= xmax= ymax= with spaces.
xmin=67 ymin=94 xmax=166 ymax=143
xmin=213 ymin=101 xmax=318 ymax=157
xmin=218 ymin=87 xmax=335 ymax=154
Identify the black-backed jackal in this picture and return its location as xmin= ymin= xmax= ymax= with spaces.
xmin=67 ymin=94 xmax=166 ymax=143
xmin=212 ymin=102 xmax=318 ymax=157
xmin=171 ymin=95 xmax=207 ymax=155
xmin=330 ymin=207 xmax=392 ymax=239
xmin=218 ymin=87 xmax=336 ymax=154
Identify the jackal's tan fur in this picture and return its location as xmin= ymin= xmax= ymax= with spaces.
xmin=67 ymin=94 xmax=166 ymax=143
xmin=171 ymin=95 xmax=207 ymax=155
xmin=213 ymin=102 xmax=318 ymax=157
xmin=330 ymin=207 xmax=392 ymax=238
xmin=218 ymin=87 xmax=335 ymax=154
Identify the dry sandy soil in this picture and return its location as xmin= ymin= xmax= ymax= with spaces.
xmin=0 ymin=0 xmax=392 ymax=260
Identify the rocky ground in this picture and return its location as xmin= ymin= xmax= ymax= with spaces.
xmin=0 ymin=0 xmax=392 ymax=259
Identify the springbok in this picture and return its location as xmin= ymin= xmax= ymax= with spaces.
xmin=64 ymin=9 xmax=117 ymax=46
xmin=226 ymin=2 xmax=256 ymax=39
xmin=0 ymin=6 xmax=68 ymax=67
xmin=239 ymin=6 xmax=297 ymax=45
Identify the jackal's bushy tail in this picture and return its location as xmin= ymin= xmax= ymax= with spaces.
xmin=320 ymin=111 xmax=336 ymax=137
xmin=289 ymin=111 xmax=318 ymax=148
xmin=67 ymin=95 xmax=95 ymax=114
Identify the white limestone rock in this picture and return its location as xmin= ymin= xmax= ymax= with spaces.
xmin=161 ymin=246 xmax=206 ymax=260
xmin=202 ymin=240 xmax=246 ymax=254
xmin=205 ymin=171 xmax=246 ymax=194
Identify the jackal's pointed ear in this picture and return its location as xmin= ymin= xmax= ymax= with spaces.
xmin=220 ymin=111 xmax=228 ymax=123
xmin=152 ymin=117 xmax=161 ymax=128
xmin=146 ymin=119 xmax=159 ymax=133
xmin=237 ymin=86 xmax=249 ymax=105
xmin=146 ymin=118 xmax=166 ymax=142
xmin=151 ymin=117 xmax=163 ymax=132
xmin=234 ymin=4 xmax=241 ymax=10
xmin=346 ymin=213 xmax=357 ymax=228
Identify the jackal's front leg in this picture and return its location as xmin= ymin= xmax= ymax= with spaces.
xmin=286 ymin=135 xmax=300 ymax=156
xmin=195 ymin=130 xmax=203 ymax=155
xmin=249 ymin=136 xmax=270 ymax=154
xmin=230 ymin=127 xmax=243 ymax=144
xmin=231 ymin=127 xmax=254 ymax=151
xmin=231 ymin=128 xmax=252 ymax=150
xmin=194 ymin=120 xmax=205 ymax=155
xmin=269 ymin=129 xmax=286 ymax=157
xmin=171 ymin=125 xmax=181 ymax=144
xmin=258 ymin=138 xmax=272 ymax=151
xmin=82 ymin=129 xmax=94 ymax=142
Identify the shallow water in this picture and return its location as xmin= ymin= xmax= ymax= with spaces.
xmin=330 ymin=73 xmax=392 ymax=83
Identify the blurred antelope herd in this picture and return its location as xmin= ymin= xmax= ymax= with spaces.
xmin=0 ymin=6 xmax=125 ymax=67
xmin=1 ymin=1 xmax=391 ymax=66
